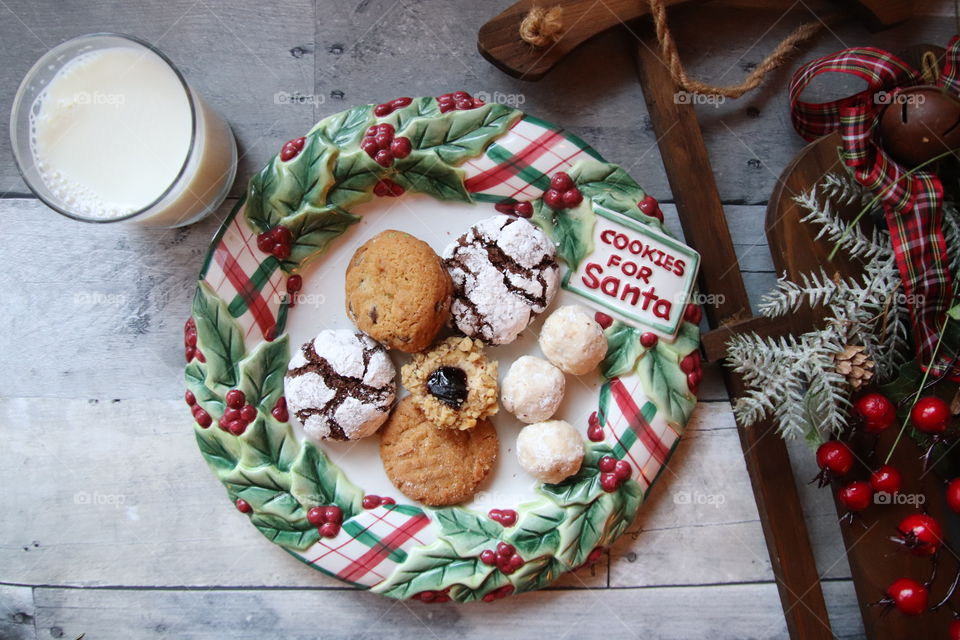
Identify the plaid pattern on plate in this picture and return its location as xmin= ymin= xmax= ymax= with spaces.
xmin=197 ymin=109 xmax=690 ymax=590
xmin=294 ymin=504 xmax=435 ymax=588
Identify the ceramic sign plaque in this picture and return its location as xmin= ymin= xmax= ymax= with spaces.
xmin=564 ymin=205 xmax=700 ymax=340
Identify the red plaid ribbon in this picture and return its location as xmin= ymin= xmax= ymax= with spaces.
xmin=789 ymin=37 xmax=960 ymax=375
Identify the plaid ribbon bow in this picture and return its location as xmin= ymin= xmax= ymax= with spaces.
xmin=789 ymin=36 xmax=960 ymax=375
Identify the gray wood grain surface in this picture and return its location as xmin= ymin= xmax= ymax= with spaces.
xmin=0 ymin=1 xmax=954 ymax=638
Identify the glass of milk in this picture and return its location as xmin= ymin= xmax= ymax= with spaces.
xmin=10 ymin=33 xmax=237 ymax=227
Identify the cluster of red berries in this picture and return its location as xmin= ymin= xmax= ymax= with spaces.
xmin=488 ymin=509 xmax=518 ymax=527
xmin=543 ymin=172 xmax=583 ymax=210
xmin=411 ymin=587 xmax=452 ymax=603
xmin=680 ymin=349 xmax=703 ymax=395
xmin=638 ymin=195 xmax=665 ymax=223
xmin=373 ymin=178 xmax=405 ymax=197
xmin=185 ymin=389 xmax=212 ymax=428
xmin=494 ymin=199 xmax=534 ymax=218
xmin=183 ymin=317 xmax=205 ymax=363
xmin=360 ymin=123 xmax=411 ymax=167
xmin=280 ymin=136 xmax=306 ymax=162
xmin=307 ymin=504 xmax=343 ymax=539
xmin=270 ymin=396 xmax=289 ymax=422
xmin=361 ymin=494 xmax=397 ymax=509
xmin=256 ymin=225 xmax=293 ymax=260
xmin=218 ymin=389 xmax=258 ymax=436
xmin=479 ymin=542 xmax=525 ymax=574
xmin=373 ymin=96 xmax=413 ymax=117
xmin=598 ymin=455 xmax=632 ymax=492
xmin=437 ymin=91 xmax=484 ymax=113
xmin=587 ymin=411 xmax=604 ymax=442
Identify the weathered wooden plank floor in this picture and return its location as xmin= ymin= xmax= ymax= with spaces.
xmin=0 ymin=1 xmax=954 ymax=638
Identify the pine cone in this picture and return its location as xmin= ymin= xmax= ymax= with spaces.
xmin=834 ymin=345 xmax=874 ymax=390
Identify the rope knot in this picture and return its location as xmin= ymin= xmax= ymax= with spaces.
xmin=519 ymin=6 xmax=564 ymax=48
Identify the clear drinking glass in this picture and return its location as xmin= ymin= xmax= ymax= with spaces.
xmin=10 ymin=33 xmax=237 ymax=227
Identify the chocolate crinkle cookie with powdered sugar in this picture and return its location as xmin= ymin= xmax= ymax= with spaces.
xmin=284 ymin=330 xmax=396 ymax=442
xmin=443 ymin=215 xmax=559 ymax=345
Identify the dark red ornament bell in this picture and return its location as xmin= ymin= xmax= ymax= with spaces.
xmin=878 ymin=85 xmax=960 ymax=168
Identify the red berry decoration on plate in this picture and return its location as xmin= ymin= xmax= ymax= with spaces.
xmin=271 ymin=396 xmax=289 ymax=422
xmin=280 ymin=136 xmax=306 ymax=162
xmin=598 ymin=456 xmax=616 ymax=472
xmin=380 ymin=496 xmax=395 ymax=506
xmin=640 ymin=332 xmax=658 ymax=348
xmin=193 ymin=408 xmax=211 ymax=428
xmin=373 ymin=178 xmax=405 ymax=197
xmin=514 ymin=201 xmax=533 ymax=218
xmin=543 ymin=172 xmax=582 ymax=211
xmin=359 ymin=123 xmax=409 ymax=168
xmin=895 ymin=513 xmax=942 ymax=556
xmin=869 ymin=465 xmax=902 ymax=495
xmin=911 ymin=396 xmax=951 ymax=434
xmin=480 ymin=549 xmax=497 ymax=566
xmin=488 ymin=509 xmax=518 ymax=527
xmin=838 ymin=481 xmax=873 ymax=516
xmin=306 ymin=506 xmax=325 ymax=526
xmin=183 ymin=317 xmax=203 ymax=362
xmin=587 ymin=411 xmax=604 ymax=442
xmin=235 ymin=499 xmax=252 ymax=513
xmin=225 ymin=389 xmax=245 ymax=409
xmin=185 ymin=390 xmax=196 ymax=406
xmin=594 ymin=312 xmax=613 ymax=329
xmin=813 ymin=440 xmax=854 ymax=487
xmin=256 ymin=225 xmax=294 ymax=260
xmin=947 ymin=478 xmax=960 ymax=513
xmin=240 ymin=404 xmax=258 ymax=423
xmin=855 ymin=392 xmax=897 ymax=433
xmin=362 ymin=495 xmax=381 ymax=510
xmin=638 ymin=195 xmax=664 ymax=222
xmin=683 ymin=303 xmax=702 ymax=324
xmin=319 ymin=522 xmax=340 ymax=539
xmin=436 ymin=91 xmax=483 ymax=113
xmin=372 ymin=97 xmax=411 ymax=118
xmin=878 ymin=578 xmax=928 ymax=616
xmin=598 ymin=456 xmax=630 ymax=492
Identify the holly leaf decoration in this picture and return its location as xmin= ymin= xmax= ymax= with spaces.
xmin=185 ymin=360 xmax=224 ymax=420
xmin=399 ymin=103 xmax=522 ymax=165
xmin=237 ymin=417 xmax=300 ymax=473
xmin=237 ymin=335 xmax=289 ymax=413
xmin=282 ymin=206 xmax=361 ymax=269
xmin=530 ymin=198 xmax=596 ymax=270
xmin=373 ymin=540 xmax=493 ymax=599
xmin=249 ymin=512 xmax=320 ymax=551
xmin=511 ymin=555 xmax=567 ymax=594
xmin=383 ymin=97 xmax=442 ymax=132
xmin=325 ymin=150 xmax=382 ymax=210
xmin=194 ymin=423 xmax=241 ymax=472
xmin=539 ymin=444 xmax=613 ymax=506
xmin=311 ymin=104 xmax=374 ymax=147
xmin=447 ymin=568 xmax=510 ymax=603
xmin=637 ymin=345 xmax=696 ymax=426
xmin=507 ymin=500 xmax=565 ymax=558
xmin=392 ymin=152 xmax=471 ymax=202
xmin=602 ymin=480 xmax=644 ymax=546
xmin=432 ymin=507 xmax=503 ymax=556
xmin=555 ymin=492 xmax=617 ymax=568
xmin=289 ymin=441 xmax=363 ymax=518
xmin=601 ymin=321 xmax=645 ymax=379
xmin=192 ymin=281 xmax=246 ymax=394
xmin=226 ymin=483 xmax=306 ymax=526
xmin=245 ymin=135 xmax=336 ymax=233
xmin=569 ymin=160 xmax=651 ymax=224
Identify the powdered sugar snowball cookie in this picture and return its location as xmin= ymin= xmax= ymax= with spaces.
xmin=538 ymin=305 xmax=608 ymax=375
xmin=516 ymin=420 xmax=585 ymax=484
xmin=284 ymin=330 xmax=396 ymax=442
xmin=501 ymin=355 xmax=565 ymax=424
xmin=443 ymin=215 xmax=559 ymax=345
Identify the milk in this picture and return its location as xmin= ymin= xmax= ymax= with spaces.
xmin=22 ymin=38 xmax=236 ymax=226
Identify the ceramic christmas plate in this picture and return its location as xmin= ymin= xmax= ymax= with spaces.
xmin=184 ymin=93 xmax=702 ymax=602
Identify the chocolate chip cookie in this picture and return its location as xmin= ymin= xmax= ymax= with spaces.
xmin=345 ymin=230 xmax=452 ymax=353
